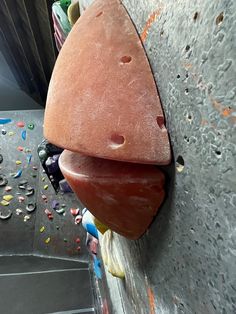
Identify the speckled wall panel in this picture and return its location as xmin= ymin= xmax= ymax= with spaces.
xmin=33 ymin=165 xmax=88 ymax=261
xmin=81 ymin=0 xmax=236 ymax=313
xmin=0 ymin=110 xmax=88 ymax=261
xmin=0 ymin=110 xmax=43 ymax=254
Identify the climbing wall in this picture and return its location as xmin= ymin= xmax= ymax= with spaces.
xmin=80 ymin=0 xmax=236 ymax=313
xmin=0 ymin=110 xmax=88 ymax=261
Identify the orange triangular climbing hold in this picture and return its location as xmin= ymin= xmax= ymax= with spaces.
xmin=44 ymin=0 xmax=171 ymax=165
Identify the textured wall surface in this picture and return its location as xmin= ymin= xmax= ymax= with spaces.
xmin=0 ymin=110 xmax=88 ymax=261
xmin=81 ymin=0 xmax=236 ymax=313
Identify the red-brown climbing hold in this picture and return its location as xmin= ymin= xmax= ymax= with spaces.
xmin=44 ymin=0 xmax=171 ymax=165
xmin=59 ymin=151 xmax=166 ymax=239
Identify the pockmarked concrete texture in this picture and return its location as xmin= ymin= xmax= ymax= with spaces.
xmin=81 ymin=0 xmax=236 ymax=313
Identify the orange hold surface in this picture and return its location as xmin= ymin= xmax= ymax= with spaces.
xmin=44 ymin=0 xmax=171 ymax=165
xmin=59 ymin=150 xmax=166 ymax=239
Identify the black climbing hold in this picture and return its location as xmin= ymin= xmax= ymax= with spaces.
xmin=0 ymin=154 xmax=3 ymax=164
xmin=0 ymin=175 xmax=8 ymax=187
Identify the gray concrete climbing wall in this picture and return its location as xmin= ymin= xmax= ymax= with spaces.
xmin=0 ymin=110 xmax=88 ymax=261
xmin=80 ymin=0 xmax=236 ymax=313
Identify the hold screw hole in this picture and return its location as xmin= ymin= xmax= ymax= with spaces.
xmin=185 ymin=88 xmax=189 ymax=95
xmin=156 ymin=116 xmax=165 ymax=129
xmin=193 ymin=12 xmax=199 ymax=21
xmin=176 ymin=155 xmax=185 ymax=173
xmin=215 ymin=150 xmax=221 ymax=156
xmin=96 ymin=11 xmax=103 ymax=17
xmin=120 ymin=56 xmax=132 ymax=64
xmin=160 ymin=30 xmax=164 ymax=37
xmin=110 ymin=134 xmax=125 ymax=148
xmin=177 ymin=74 xmax=180 ymax=79
xmin=216 ymin=12 xmax=224 ymax=25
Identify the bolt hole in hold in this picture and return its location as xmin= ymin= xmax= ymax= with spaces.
xmin=120 ymin=56 xmax=132 ymax=64
xmin=216 ymin=12 xmax=224 ymax=25
xmin=215 ymin=150 xmax=221 ymax=157
xmin=193 ymin=12 xmax=199 ymax=21
xmin=110 ymin=134 xmax=125 ymax=149
xmin=176 ymin=155 xmax=185 ymax=173
xmin=156 ymin=116 xmax=165 ymax=130
xmin=96 ymin=11 xmax=103 ymax=17
xmin=185 ymin=88 xmax=189 ymax=95
xmin=160 ymin=30 xmax=164 ymax=37
xmin=177 ymin=74 xmax=180 ymax=79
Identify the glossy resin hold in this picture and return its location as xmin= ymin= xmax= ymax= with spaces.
xmin=44 ymin=0 xmax=171 ymax=165
xmin=59 ymin=150 xmax=166 ymax=239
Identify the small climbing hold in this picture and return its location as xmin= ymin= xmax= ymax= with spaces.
xmin=75 ymin=238 xmax=81 ymax=243
xmin=18 ymin=181 xmax=27 ymax=190
xmin=63 ymin=238 xmax=68 ymax=242
xmin=44 ymin=184 xmax=49 ymax=190
xmin=0 ymin=154 xmax=3 ymax=164
xmin=0 ymin=118 xmax=12 ymax=125
xmin=17 ymin=121 xmax=25 ymax=128
xmin=1 ymin=129 xmax=6 ymax=135
xmin=56 ymin=225 xmax=60 ymax=230
xmin=45 ymin=237 xmax=51 ymax=244
xmin=25 ymin=148 xmax=31 ymax=153
xmin=3 ymin=195 xmax=13 ymax=202
xmin=27 ymin=123 xmax=34 ymax=130
xmin=21 ymin=130 xmax=26 ymax=140
xmin=45 ymin=208 xmax=52 ymax=215
xmin=40 ymin=226 xmax=45 ymax=233
xmin=52 ymin=200 xmax=59 ymax=210
xmin=93 ymin=256 xmax=102 ymax=279
xmin=25 ymin=188 xmax=34 ymax=197
xmin=5 ymin=186 xmax=12 ymax=192
xmin=31 ymin=173 xmax=37 ymax=178
xmin=75 ymin=215 xmax=82 ymax=224
xmin=0 ymin=210 xmax=12 ymax=220
xmin=16 ymin=208 xmax=23 ymax=215
xmin=45 ymin=208 xmax=53 ymax=220
xmin=38 ymin=149 xmax=47 ymax=160
xmin=42 ymin=177 xmax=46 ymax=182
xmin=76 ymin=246 xmax=81 ymax=251
xmin=101 ymin=230 xmax=125 ymax=279
xmin=8 ymin=131 xmax=15 ymax=136
xmin=17 ymin=146 xmax=24 ymax=152
xmin=16 ymin=160 xmax=22 ymax=165
xmin=24 ymin=215 xmax=31 ymax=222
xmin=70 ymin=208 xmax=80 ymax=216
xmin=27 ymin=155 xmax=32 ymax=164
xmin=33 ymin=166 xmax=38 ymax=170
xmin=0 ymin=200 xmax=9 ymax=206
xmin=42 ymin=195 xmax=48 ymax=202
xmin=14 ymin=169 xmax=23 ymax=178
xmin=0 ymin=175 xmax=8 ymax=187
xmin=26 ymin=203 xmax=36 ymax=213
xmin=56 ymin=208 xmax=65 ymax=214
xmin=18 ymin=196 xmax=25 ymax=203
